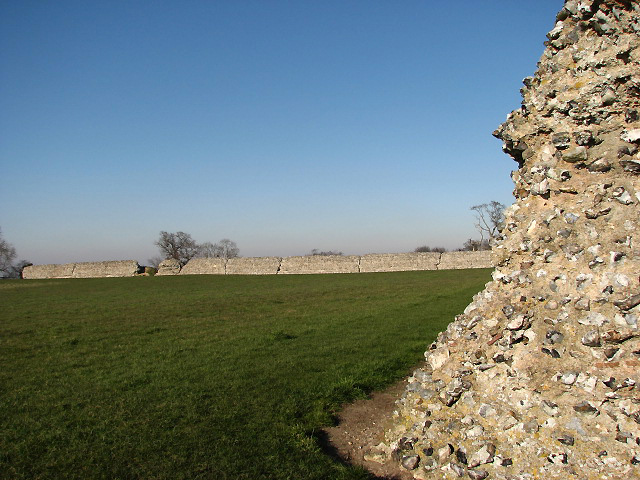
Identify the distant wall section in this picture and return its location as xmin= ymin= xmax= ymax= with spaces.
xmin=177 ymin=251 xmax=493 ymax=275
xmin=22 ymin=252 xmax=494 ymax=279
xmin=23 ymin=260 xmax=140 ymax=279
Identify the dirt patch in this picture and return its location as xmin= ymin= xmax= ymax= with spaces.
xmin=322 ymin=377 xmax=415 ymax=480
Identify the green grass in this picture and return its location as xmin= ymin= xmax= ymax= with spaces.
xmin=0 ymin=270 xmax=490 ymax=479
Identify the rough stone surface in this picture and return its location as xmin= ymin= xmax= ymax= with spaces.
xmin=24 ymin=252 xmax=494 ymax=279
xmin=278 ymin=255 xmax=361 ymax=274
xmin=439 ymin=251 xmax=494 ymax=270
xmin=225 ymin=256 xmax=281 ymax=275
xmin=23 ymin=261 xmax=139 ymax=279
xmin=360 ymin=253 xmax=441 ymax=273
xmin=179 ymin=258 xmax=226 ymax=275
xmin=381 ymin=2 xmax=640 ymax=479
xmin=180 ymin=252 xmax=492 ymax=275
xmin=155 ymin=258 xmax=181 ymax=276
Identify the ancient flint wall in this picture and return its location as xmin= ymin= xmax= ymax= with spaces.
xmin=359 ymin=253 xmax=440 ymax=273
xmin=23 ymin=260 xmax=139 ymax=279
xmin=23 ymin=252 xmax=493 ymax=279
xmin=226 ymin=256 xmax=281 ymax=275
xmin=175 ymin=251 xmax=494 ymax=276
xmin=278 ymin=255 xmax=361 ymax=274
xmin=179 ymin=258 xmax=226 ymax=275
xmin=380 ymin=1 xmax=640 ymax=479
xmin=439 ymin=251 xmax=493 ymax=270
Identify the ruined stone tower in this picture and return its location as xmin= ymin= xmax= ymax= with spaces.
xmin=380 ymin=1 xmax=640 ymax=478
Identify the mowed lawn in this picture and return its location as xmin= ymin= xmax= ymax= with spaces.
xmin=0 ymin=270 xmax=490 ymax=479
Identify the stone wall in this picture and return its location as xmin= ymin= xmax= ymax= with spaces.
xmin=23 ymin=260 xmax=139 ymax=279
xmin=226 ymin=256 xmax=281 ymax=275
xmin=174 ymin=252 xmax=493 ymax=276
xmin=359 ymin=253 xmax=441 ymax=273
xmin=155 ymin=258 xmax=181 ymax=276
xmin=179 ymin=258 xmax=225 ymax=275
xmin=439 ymin=251 xmax=493 ymax=270
xmin=278 ymin=255 xmax=361 ymax=274
xmin=22 ymin=252 xmax=493 ymax=279
xmin=377 ymin=2 xmax=640 ymax=479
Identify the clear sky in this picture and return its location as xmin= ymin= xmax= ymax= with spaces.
xmin=1 ymin=0 xmax=563 ymax=265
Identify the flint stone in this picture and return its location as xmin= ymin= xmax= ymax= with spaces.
xmin=573 ymin=401 xmax=598 ymax=414
xmin=620 ymin=158 xmax=640 ymax=173
xmin=614 ymin=294 xmax=640 ymax=311
xmin=601 ymin=89 xmax=616 ymax=106
xmin=561 ymin=146 xmax=588 ymax=163
xmin=507 ymin=315 xmax=526 ymax=330
xmin=575 ymin=297 xmax=590 ymax=311
xmin=587 ymin=158 xmax=611 ymax=172
xmin=552 ymin=132 xmax=571 ymax=149
xmin=574 ymin=130 xmax=594 ymax=145
xmin=428 ymin=348 xmax=450 ymax=370
xmin=612 ymin=188 xmax=633 ymax=205
xmin=564 ymin=212 xmax=579 ymax=224
xmin=561 ymin=372 xmax=578 ymax=385
xmin=450 ymin=463 xmax=466 ymax=477
xmin=401 ymin=455 xmax=420 ymax=470
xmin=467 ymin=470 xmax=489 ymax=480
xmin=548 ymin=452 xmax=568 ymax=464
xmin=581 ymin=330 xmax=601 ymax=347
xmin=545 ymin=330 xmax=564 ymax=344
xmin=469 ymin=444 xmax=496 ymax=468
xmin=578 ymin=312 xmax=607 ymax=326
xmin=601 ymin=329 xmax=634 ymax=344
xmin=557 ymin=434 xmax=575 ymax=446
xmin=438 ymin=444 xmax=454 ymax=463
xmin=621 ymin=129 xmax=640 ymax=143
xmin=542 ymin=400 xmax=559 ymax=416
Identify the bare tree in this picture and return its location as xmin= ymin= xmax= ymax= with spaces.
xmin=9 ymin=260 xmax=33 ymax=279
xmin=0 ymin=228 xmax=17 ymax=278
xmin=154 ymin=231 xmax=200 ymax=266
xmin=309 ymin=249 xmax=343 ymax=256
xmin=471 ymin=201 xmax=506 ymax=243
xmin=197 ymin=242 xmax=217 ymax=258
xmin=0 ymin=228 xmax=30 ymax=279
xmin=211 ymin=239 xmax=239 ymax=259
xmin=461 ymin=238 xmax=490 ymax=252
xmin=415 ymin=246 xmax=447 ymax=253
xmin=193 ymin=239 xmax=240 ymax=260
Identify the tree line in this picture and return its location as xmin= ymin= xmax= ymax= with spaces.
xmin=1 ymin=201 xmax=505 ymax=277
xmin=414 ymin=201 xmax=505 ymax=253
xmin=150 ymin=231 xmax=239 ymax=267
xmin=0 ymin=228 xmax=31 ymax=278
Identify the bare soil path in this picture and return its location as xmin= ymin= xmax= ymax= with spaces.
xmin=322 ymin=377 xmax=415 ymax=480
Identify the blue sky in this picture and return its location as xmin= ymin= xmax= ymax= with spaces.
xmin=1 ymin=1 xmax=562 ymax=264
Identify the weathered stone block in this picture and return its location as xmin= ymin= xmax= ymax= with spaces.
xmin=226 ymin=257 xmax=281 ymax=275
xmin=359 ymin=253 xmax=440 ymax=272
xmin=179 ymin=258 xmax=225 ymax=275
xmin=279 ymin=255 xmax=360 ymax=274
xmin=156 ymin=258 xmax=181 ymax=276
xmin=439 ymin=251 xmax=493 ymax=270
xmin=72 ymin=260 xmax=139 ymax=278
xmin=22 ymin=263 xmax=75 ymax=279
xmin=23 ymin=261 xmax=139 ymax=279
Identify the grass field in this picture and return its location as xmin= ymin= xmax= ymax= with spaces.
xmin=0 ymin=269 xmax=490 ymax=479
